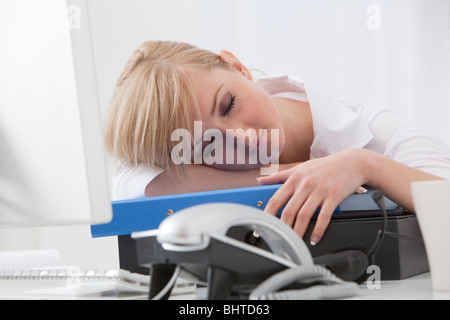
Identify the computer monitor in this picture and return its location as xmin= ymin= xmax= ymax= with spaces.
xmin=0 ymin=0 xmax=112 ymax=228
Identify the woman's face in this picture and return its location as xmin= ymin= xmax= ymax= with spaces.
xmin=187 ymin=56 xmax=285 ymax=170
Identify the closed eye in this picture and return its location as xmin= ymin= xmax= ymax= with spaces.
xmin=223 ymin=94 xmax=236 ymax=116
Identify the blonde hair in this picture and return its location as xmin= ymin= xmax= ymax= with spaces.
xmin=104 ymin=41 xmax=232 ymax=172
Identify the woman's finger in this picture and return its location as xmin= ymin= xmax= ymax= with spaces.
xmin=257 ymin=167 xmax=294 ymax=186
xmin=292 ymin=194 xmax=322 ymax=238
xmin=309 ymin=199 xmax=340 ymax=245
xmin=277 ymin=189 xmax=308 ymax=228
xmin=263 ymin=183 xmax=294 ymax=217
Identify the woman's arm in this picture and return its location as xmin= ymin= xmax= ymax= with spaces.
xmin=257 ymin=148 xmax=444 ymax=245
xmin=145 ymin=163 xmax=300 ymax=197
xmin=364 ymin=149 xmax=444 ymax=211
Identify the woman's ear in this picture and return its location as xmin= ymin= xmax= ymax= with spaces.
xmin=220 ymin=50 xmax=253 ymax=81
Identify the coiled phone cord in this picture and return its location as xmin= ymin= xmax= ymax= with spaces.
xmin=249 ymin=264 xmax=359 ymax=300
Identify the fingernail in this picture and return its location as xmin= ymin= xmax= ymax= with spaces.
xmin=310 ymin=235 xmax=320 ymax=246
xmin=256 ymin=177 xmax=268 ymax=185
xmin=359 ymin=187 xmax=368 ymax=194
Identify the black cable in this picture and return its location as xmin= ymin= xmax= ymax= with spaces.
xmin=384 ymin=231 xmax=423 ymax=242
xmin=367 ymin=190 xmax=424 ymax=258
xmin=367 ymin=190 xmax=388 ymax=257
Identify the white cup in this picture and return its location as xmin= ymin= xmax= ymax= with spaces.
xmin=411 ymin=180 xmax=450 ymax=292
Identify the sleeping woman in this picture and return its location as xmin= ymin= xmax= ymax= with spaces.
xmin=104 ymin=41 xmax=450 ymax=245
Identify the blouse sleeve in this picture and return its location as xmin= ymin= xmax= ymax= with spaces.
xmin=112 ymin=164 xmax=164 ymax=201
xmin=384 ymin=123 xmax=450 ymax=180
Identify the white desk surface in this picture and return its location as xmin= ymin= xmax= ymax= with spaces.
xmin=353 ymin=272 xmax=443 ymax=300
xmin=174 ymin=272 xmax=450 ymax=300
xmin=0 ymin=272 xmax=448 ymax=300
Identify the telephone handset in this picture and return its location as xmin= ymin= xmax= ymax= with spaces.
xmin=132 ymin=202 xmax=361 ymax=300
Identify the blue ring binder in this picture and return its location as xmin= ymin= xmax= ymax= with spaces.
xmin=91 ymin=184 xmax=398 ymax=238
xmin=91 ymin=184 xmax=286 ymax=237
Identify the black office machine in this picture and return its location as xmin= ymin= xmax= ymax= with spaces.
xmin=91 ymin=185 xmax=429 ymax=299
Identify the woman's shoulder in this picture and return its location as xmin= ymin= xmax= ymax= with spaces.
xmin=112 ymin=163 xmax=164 ymax=200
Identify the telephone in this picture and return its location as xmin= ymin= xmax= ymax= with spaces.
xmin=132 ymin=202 xmax=366 ymax=300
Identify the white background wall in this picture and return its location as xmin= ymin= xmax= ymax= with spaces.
xmin=90 ymin=0 xmax=450 ymax=143
xmin=0 ymin=0 xmax=449 ymax=270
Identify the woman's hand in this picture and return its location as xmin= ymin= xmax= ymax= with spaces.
xmin=257 ymin=149 xmax=370 ymax=245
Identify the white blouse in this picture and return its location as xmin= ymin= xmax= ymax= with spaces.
xmin=112 ymin=74 xmax=450 ymax=200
